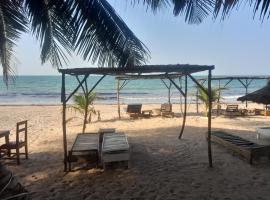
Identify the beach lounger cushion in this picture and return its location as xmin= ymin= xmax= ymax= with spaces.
xmin=102 ymin=133 xmax=130 ymax=169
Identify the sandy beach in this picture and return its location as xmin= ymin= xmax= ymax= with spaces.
xmin=1 ymin=103 xmax=270 ymax=200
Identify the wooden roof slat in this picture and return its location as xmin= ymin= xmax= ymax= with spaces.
xmin=197 ymin=76 xmax=270 ymax=81
xmin=58 ymin=64 xmax=214 ymax=76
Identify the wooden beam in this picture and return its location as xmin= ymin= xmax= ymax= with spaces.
xmin=179 ymin=75 xmax=188 ymax=139
xmin=207 ymin=69 xmax=213 ymax=168
xmin=188 ymin=74 xmax=209 ymax=97
xmin=120 ymin=80 xmax=129 ymax=90
xmin=61 ymin=73 xmax=68 ymax=171
xmin=59 ymin=64 xmax=214 ymax=75
xmin=166 ymin=75 xmax=186 ymax=97
xmin=88 ymin=75 xmax=106 ymax=94
xmin=117 ymin=80 xmax=121 ymax=119
xmin=224 ymin=78 xmax=233 ymax=87
xmin=66 ymin=74 xmax=89 ymax=103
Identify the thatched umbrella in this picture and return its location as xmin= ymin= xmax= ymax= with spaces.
xmin=237 ymin=81 xmax=270 ymax=105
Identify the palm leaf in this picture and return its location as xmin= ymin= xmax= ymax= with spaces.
xmin=0 ymin=0 xmax=27 ymax=84
xmin=25 ymin=0 xmax=74 ymax=68
xmin=67 ymin=0 xmax=149 ymax=68
xmin=138 ymin=0 xmax=270 ymax=22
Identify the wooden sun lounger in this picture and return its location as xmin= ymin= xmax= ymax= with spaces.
xmin=161 ymin=103 xmax=174 ymax=117
xmin=212 ymin=131 xmax=270 ymax=164
xmin=102 ymin=133 xmax=130 ymax=169
xmin=126 ymin=104 xmax=142 ymax=119
xmin=68 ymin=133 xmax=99 ymax=171
xmin=224 ymin=104 xmax=241 ymax=117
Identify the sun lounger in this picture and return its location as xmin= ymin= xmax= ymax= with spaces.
xmin=126 ymin=104 xmax=142 ymax=119
xmin=224 ymin=104 xmax=241 ymax=117
xmin=68 ymin=133 xmax=99 ymax=171
xmin=212 ymin=131 xmax=270 ymax=164
xmin=161 ymin=103 xmax=174 ymax=117
xmin=256 ymin=127 xmax=270 ymax=139
xmin=102 ymin=133 xmax=130 ymax=169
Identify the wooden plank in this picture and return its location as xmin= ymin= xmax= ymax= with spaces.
xmin=68 ymin=133 xmax=99 ymax=171
xmin=212 ymin=131 xmax=270 ymax=164
xmin=102 ymin=133 xmax=130 ymax=167
xmin=212 ymin=133 xmax=252 ymax=162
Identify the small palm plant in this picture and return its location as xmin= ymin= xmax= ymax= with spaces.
xmin=197 ymin=86 xmax=224 ymax=116
xmin=69 ymin=92 xmax=97 ymax=133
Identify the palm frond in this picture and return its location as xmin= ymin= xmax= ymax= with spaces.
xmin=67 ymin=0 xmax=149 ymax=68
xmin=0 ymin=0 xmax=27 ymax=85
xmin=25 ymin=0 xmax=74 ymax=68
xmin=139 ymin=0 xmax=270 ymax=23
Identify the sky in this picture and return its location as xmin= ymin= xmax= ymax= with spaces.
xmin=5 ymin=1 xmax=270 ymax=75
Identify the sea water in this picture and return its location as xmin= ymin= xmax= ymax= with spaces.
xmin=0 ymin=76 xmax=267 ymax=105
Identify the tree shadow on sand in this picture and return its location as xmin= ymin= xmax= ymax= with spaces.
xmin=3 ymin=126 xmax=270 ymax=199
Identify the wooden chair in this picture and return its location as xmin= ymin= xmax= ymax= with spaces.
xmin=126 ymin=104 xmax=142 ymax=119
xmin=0 ymin=121 xmax=28 ymax=165
xmin=225 ymin=104 xmax=241 ymax=117
xmin=161 ymin=103 xmax=174 ymax=117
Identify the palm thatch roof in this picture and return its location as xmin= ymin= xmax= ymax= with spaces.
xmin=237 ymin=81 xmax=270 ymax=105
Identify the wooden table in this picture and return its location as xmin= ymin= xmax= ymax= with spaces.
xmin=0 ymin=130 xmax=10 ymax=157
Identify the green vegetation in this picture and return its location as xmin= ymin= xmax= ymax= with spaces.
xmin=197 ymin=86 xmax=224 ymax=116
xmin=69 ymin=92 xmax=97 ymax=133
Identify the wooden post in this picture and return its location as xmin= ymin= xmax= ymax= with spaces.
xmin=61 ymin=73 xmax=68 ymax=171
xmin=245 ymin=79 xmax=248 ymax=108
xmin=196 ymin=87 xmax=199 ymax=113
xmin=179 ymin=75 xmax=187 ymax=139
xmin=207 ymin=69 xmax=213 ymax=168
xmin=117 ymin=79 xmax=121 ymax=119
xmin=168 ymin=82 xmax=172 ymax=104
xmin=217 ymin=80 xmax=221 ymax=116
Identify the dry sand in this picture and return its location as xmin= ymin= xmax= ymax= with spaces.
xmin=1 ymin=103 xmax=270 ymax=200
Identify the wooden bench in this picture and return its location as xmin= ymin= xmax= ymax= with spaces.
xmin=161 ymin=103 xmax=174 ymax=118
xmin=212 ymin=131 xmax=270 ymax=164
xmin=126 ymin=104 xmax=142 ymax=119
xmin=68 ymin=133 xmax=99 ymax=171
xmin=102 ymin=133 xmax=130 ymax=169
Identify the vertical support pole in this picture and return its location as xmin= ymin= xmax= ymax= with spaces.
xmin=207 ymin=69 xmax=213 ymax=168
xmin=196 ymin=87 xmax=199 ymax=113
xmin=117 ymin=79 xmax=121 ymax=119
xmin=245 ymin=79 xmax=248 ymax=108
xmin=168 ymin=82 xmax=172 ymax=104
xmin=179 ymin=77 xmax=183 ymax=114
xmin=217 ymin=80 xmax=221 ymax=116
xmin=179 ymin=75 xmax=188 ymax=139
xmin=61 ymin=73 xmax=68 ymax=171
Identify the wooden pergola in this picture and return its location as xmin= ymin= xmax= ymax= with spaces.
xmin=115 ymin=73 xmax=183 ymax=119
xmin=59 ymin=64 xmax=215 ymax=171
xmin=196 ymin=76 xmax=270 ymax=113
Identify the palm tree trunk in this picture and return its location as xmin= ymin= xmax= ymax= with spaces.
xmin=82 ymin=107 xmax=88 ymax=133
xmin=0 ymin=162 xmax=29 ymax=199
xmin=82 ymin=94 xmax=89 ymax=133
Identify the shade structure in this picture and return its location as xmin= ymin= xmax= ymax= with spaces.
xmin=59 ymin=64 xmax=215 ymax=171
xmin=237 ymin=81 xmax=270 ymax=105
